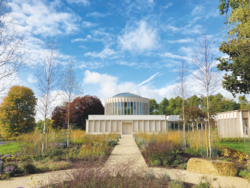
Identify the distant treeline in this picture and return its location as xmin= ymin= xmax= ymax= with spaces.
xmin=150 ymin=94 xmax=249 ymax=115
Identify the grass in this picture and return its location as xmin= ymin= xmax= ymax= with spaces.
xmin=220 ymin=142 xmax=250 ymax=153
xmin=0 ymin=143 xmax=21 ymax=155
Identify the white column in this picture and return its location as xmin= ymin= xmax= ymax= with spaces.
xmin=86 ymin=120 xmax=89 ymax=133
xmin=240 ymin=111 xmax=243 ymax=137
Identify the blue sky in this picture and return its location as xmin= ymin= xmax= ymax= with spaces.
xmin=7 ymin=0 xmax=234 ymax=107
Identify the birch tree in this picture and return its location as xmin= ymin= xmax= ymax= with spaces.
xmin=192 ymin=33 xmax=219 ymax=157
xmin=35 ymin=39 xmax=61 ymax=155
xmin=175 ymin=59 xmax=188 ymax=146
xmin=60 ymin=59 xmax=82 ymax=147
xmin=0 ymin=0 xmax=25 ymax=94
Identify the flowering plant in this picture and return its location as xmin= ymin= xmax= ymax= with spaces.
xmin=4 ymin=166 xmax=17 ymax=175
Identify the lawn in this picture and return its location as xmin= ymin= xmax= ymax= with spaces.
xmin=220 ymin=142 xmax=250 ymax=153
xmin=0 ymin=143 xmax=21 ymax=155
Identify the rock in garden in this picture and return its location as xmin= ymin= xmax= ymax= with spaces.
xmin=187 ymin=158 xmax=237 ymax=176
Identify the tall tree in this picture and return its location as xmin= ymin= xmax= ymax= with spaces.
xmin=0 ymin=0 xmax=25 ymax=94
xmin=51 ymin=106 xmax=66 ymax=129
xmin=175 ymin=59 xmax=188 ymax=146
xmin=35 ymin=39 xmax=61 ymax=155
xmin=60 ymin=59 xmax=82 ymax=147
xmin=217 ymin=0 xmax=250 ymax=96
xmin=66 ymin=95 xmax=104 ymax=130
xmin=192 ymin=33 xmax=219 ymax=157
xmin=238 ymin=95 xmax=250 ymax=110
xmin=0 ymin=86 xmax=36 ymax=137
xmin=159 ymin=98 xmax=169 ymax=115
xmin=149 ymin=99 xmax=159 ymax=115
xmin=36 ymin=118 xmax=52 ymax=133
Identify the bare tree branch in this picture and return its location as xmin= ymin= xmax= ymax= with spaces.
xmin=175 ymin=59 xmax=189 ymax=146
xmin=191 ymin=33 xmax=220 ymax=157
xmin=0 ymin=0 xmax=25 ymax=94
xmin=35 ymin=38 xmax=62 ymax=155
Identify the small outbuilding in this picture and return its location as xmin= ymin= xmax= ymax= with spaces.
xmin=217 ymin=110 xmax=250 ymax=138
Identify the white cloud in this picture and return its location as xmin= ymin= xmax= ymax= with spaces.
xmin=160 ymin=52 xmax=191 ymax=62
xmin=86 ymin=12 xmax=108 ymax=17
xmin=163 ymin=3 xmax=173 ymax=9
xmin=148 ymin=0 xmax=154 ymax=3
xmin=27 ymin=74 xmax=37 ymax=83
xmin=10 ymin=0 xmax=80 ymax=37
xmin=82 ymin=21 xmax=98 ymax=28
xmin=118 ymin=20 xmax=158 ymax=53
xmin=66 ymin=0 xmax=90 ymax=6
xmin=79 ymin=45 xmax=87 ymax=49
xmin=85 ymin=48 xmax=116 ymax=59
xmin=137 ymin=72 xmax=159 ymax=86
xmin=168 ymin=38 xmax=194 ymax=43
xmin=71 ymin=35 xmax=92 ymax=42
xmin=79 ymin=61 xmax=105 ymax=69
xmin=191 ymin=5 xmax=204 ymax=16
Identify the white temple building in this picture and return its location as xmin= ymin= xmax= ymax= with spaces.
xmin=86 ymin=92 xmax=180 ymax=134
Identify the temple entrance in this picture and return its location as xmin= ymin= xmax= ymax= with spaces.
xmin=122 ymin=122 xmax=132 ymax=134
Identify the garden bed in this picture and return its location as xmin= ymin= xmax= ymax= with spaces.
xmin=0 ymin=130 xmax=119 ymax=180
xmin=134 ymin=132 xmax=250 ymax=180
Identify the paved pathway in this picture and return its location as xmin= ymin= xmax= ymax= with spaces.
xmin=1 ymin=135 xmax=250 ymax=188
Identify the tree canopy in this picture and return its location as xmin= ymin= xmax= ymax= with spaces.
xmin=51 ymin=95 xmax=104 ymax=130
xmin=217 ymin=0 xmax=250 ymax=96
xmin=0 ymin=86 xmax=37 ymax=137
xmin=148 ymin=93 xmax=241 ymax=117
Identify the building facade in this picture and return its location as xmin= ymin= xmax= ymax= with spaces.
xmin=86 ymin=92 xmax=180 ymax=134
xmin=217 ymin=110 xmax=250 ymax=138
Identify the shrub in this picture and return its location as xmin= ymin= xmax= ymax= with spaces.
xmin=144 ymin=172 xmax=156 ymax=180
xmin=193 ymin=182 xmax=210 ymax=188
xmin=23 ymin=163 xmax=37 ymax=174
xmin=161 ymin=173 xmax=170 ymax=181
xmin=179 ymin=163 xmax=187 ymax=169
xmin=3 ymin=166 xmax=17 ymax=176
xmin=108 ymin=139 xmax=117 ymax=146
xmin=143 ymin=140 xmax=175 ymax=166
xmin=168 ymin=180 xmax=184 ymax=188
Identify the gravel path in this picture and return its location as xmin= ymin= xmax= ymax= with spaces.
xmin=0 ymin=135 xmax=249 ymax=188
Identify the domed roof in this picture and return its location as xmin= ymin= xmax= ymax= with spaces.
xmin=112 ymin=92 xmax=141 ymax=98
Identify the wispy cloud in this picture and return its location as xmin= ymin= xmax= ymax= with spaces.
xmin=168 ymin=38 xmax=194 ymax=43
xmin=160 ymin=52 xmax=191 ymax=62
xmin=85 ymin=48 xmax=116 ymax=59
xmin=163 ymin=3 xmax=173 ymax=9
xmin=137 ymin=72 xmax=159 ymax=86
xmin=66 ymin=0 xmax=90 ymax=6
xmin=191 ymin=5 xmax=204 ymax=16
xmin=86 ymin=12 xmax=108 ymax=17
xmin=82 ymin=21 xmax=98 ymax=28
xmin=71 ymin=35 xmax=92 ymax=42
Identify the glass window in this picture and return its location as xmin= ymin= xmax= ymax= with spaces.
xmin=118 ymin=102 xmax=121 ymax=115
xmin=131 ymin=102 xmax=133 ymax=115
xmin=127 ymin=102 xmax=130 ymax=115
xmin=113 ymin=103 xmax=115 ymax=115
xmin=124 ymin=102 xmax=127 ymax=115
xmin=116 ymin=102 xmax=118 ymax=115
xmin=243 ymin=119 xmax=248 ymax=136
xmin=142 ymin=103 xmax=144 ymax=115
xmin=137 ymin=102 xmax=139 ymax=115
xmin=138 ymin=102 xmax=141 ymax=115
xmin=122 ymin=102 xmax=124 ymax=115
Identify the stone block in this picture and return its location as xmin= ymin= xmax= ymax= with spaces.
xmin=187 ymin=158 xmax=237 ymax=176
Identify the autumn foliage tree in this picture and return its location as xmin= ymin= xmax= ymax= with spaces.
xmin=66 ymin=95 xmax=104 ymax=130
xmin=0 ymin=86 xmax=37 ymax=137
xmin=51 ymin=106 xmax=66 ymax=129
